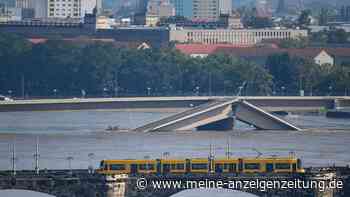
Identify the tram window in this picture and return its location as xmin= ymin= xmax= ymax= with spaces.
xmin=171 ymin=164 xmax=185 ymax=170
xmin=223 ymin=164 xmax=229 ymax=169
xmin=275 ymin=163 xmax=291 ymax=170
xmin=229 ymin=164 xmax=236 ymax=171
xmin=297 ymin=159 xmax=302 ymax=169
xmin=139 ymin=164 xmax=155 ymax=170
xmin=223 ymin=163 xmax=235 ymax=169
xmin=110 ymin=164 xmax=126 ymax=171
xmin=100 ymin=161 xmax=104 ymax=168
xmin=192 ymin=163 xmax=208 ymax=170
xmin=216 ymin=164 xmax=223 ymax=169
xmin=244 ymin=163 xmax=260 ymax=170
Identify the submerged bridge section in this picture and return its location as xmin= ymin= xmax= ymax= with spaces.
xmin=134 ymin=99 xmax=301 ymax=132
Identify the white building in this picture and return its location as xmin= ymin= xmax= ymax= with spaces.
xmin=192 ymin=0 xmax=220 ymax=22
xmin=48 ymin=0 xmax=101 ymax=19
xmin=219 ymin=0 xmax=232 ymax=15
xmin=170 ymin=28 xmax=308 ymax=45
xmin=81 ymin=0 xmax=102 ymax=15
xmin=145 ymin=0 xmax=175 ymax=27
xmin=96 ymin=15 xmax=116 ymax=29
xmin=16 ymin=0 xmax=47 ymax=18
xmin=314 ymin=50 xmax=334 ymax=66
xmin=0 ymin=7 xmax=22 ymax=21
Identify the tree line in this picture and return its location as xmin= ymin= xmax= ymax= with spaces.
xmin=0 ymin=33 xmax=349 ymax=98
xmin=0 ymin=33 xmax=271 ymax=98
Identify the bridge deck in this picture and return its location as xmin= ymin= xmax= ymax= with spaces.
xmin=134 ymin=99 xmax=301 ymax=132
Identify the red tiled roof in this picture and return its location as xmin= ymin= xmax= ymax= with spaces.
xmin=175 ymin=44 xmax=253 ymax=55
xmin=176 ymin=44 xmax=350 ymax=59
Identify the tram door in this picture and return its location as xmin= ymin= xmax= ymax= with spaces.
xmin=130 ymin=164 xmax=138 ymax=174
xmin=163 ymin=164 xmax=171 ymax=174
xmin=266 ymin=163 xmax=274 ymax=173
xmin=229 ymin=164 xmax=235 ymax=173
xmin=215 ymin=164 xmax=223 ymax=173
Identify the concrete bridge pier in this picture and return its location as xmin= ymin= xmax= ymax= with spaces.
xmin=106 ymin=182 xmax=126 ymax=197
xmin=309 ymin=172 xmax=338 ymax=197
xmin=105 ymin=175 xmax=130 ymax=197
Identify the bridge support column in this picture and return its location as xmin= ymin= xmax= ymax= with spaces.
xmin=309 ymin=172 xmax=338 ymax=197
xmin=106 ymin=175 xmax=128 ymax=197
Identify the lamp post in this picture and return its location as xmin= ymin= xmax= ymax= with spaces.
xmin=8 ymin=90 xmax=12 ymax=98
xmin=53 ymin=89 xmax=58 ymax=98
xmin=195 ymin=86 xmax=200 ymax=96
xmin=281 ymin=86 xmax=286 ymax=96
xmin=103 ymin=88 xmax=108 ymax=97
xmin=345 ymin=87 xmax=348 ymax=96
xmin=328 ymin=86 xmax=333 ymax=96
xmin=66 ymin=156 xmax=74 ymax=175
xmin=238 ymin=86 xmax=243 ymax=96
xmin=162 ymin=152 xmax=170 ymax=159
xmin=147 ymin=87 xmax=151 ymax=96
xmin=81 ymin=89 xmax=86 ymax=98
xmin=88 ymin=153 xmax=95 ymax=174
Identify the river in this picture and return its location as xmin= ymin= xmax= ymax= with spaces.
xmin=0 ymin=110 xmax=349 ymax=170
xmin=0 ymin=110 xmax=349 ymax=197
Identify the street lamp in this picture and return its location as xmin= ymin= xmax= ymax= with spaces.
xmin=81 ymin=89 xmax=86 ymax=98
xmin=195 ymin=86 xmax=200 ymax=96
xmin=88 ymin=153 xmax=95 ymax=174
xmin=281 ymin=86 xmax=286 ymax=96
xmin=8 ymin=90 xmax=12 ymax=98
xmin=272 ymin=83 xmax=276 ymax=96
xmin=103 ymin=88 xmax=108 ymax=97
xmin=147 ymin=87 xmax=151 ymax=96
xmin=345 ymin=87 xmax=348 ymax=96
xmin=162 ymin=152 xmax=170 ymax=159
xmin=66 ymin=156 xmax=74 ymax=174
xmin=53 ymin=89 xmax=58 ymax=98
xmin=238 ymin=86 xmax=244 ymax=96
xmin=328 ymin=86 xmax=333 ymax=96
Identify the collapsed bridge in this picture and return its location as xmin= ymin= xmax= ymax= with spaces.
xmin=134 ymin=99 xmax=301 ymax=132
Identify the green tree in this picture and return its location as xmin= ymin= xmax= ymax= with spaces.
xmin=266 ymin=53 xmax=300 ymax=94
xmin=279 ymin=37 xmax=309 ymax=48
xmin=298 ymin=10 xmax=312 ymax=27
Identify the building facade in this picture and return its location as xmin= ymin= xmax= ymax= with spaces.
xmin=135 ymin=0 xmax=149 ymax=14
xmin=176 ymin=45 xmax=336 ymax=66
xmin=144 ymin=0 xmax=175 ymax=26
xmin=15 ymin=0 xmax=29 ymax=8
xmin=48 ymin=0 xmax=82 ymax=18
xmin=219 ymin=0 xmax=232 ymax=15
xmin=48 ymin=0 xmax=101 ymax=19
xmin=192 ymin=0 xmax=219 ymax=22
xmin=170 ymin=0 xmax=221 ymax=21
xmin=0 ymin=7 xmax=22 ymax=21
xmin=170 ymin=28 xmax=308 ymax=45
xmin=16 ymin=0 xmax=47 ymax=18
xmin=314 ymin=50 xmax=334 ymax=66
xmin=170 ymin=0 xmax=192 ymax=18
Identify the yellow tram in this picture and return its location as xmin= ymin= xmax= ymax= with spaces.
xmin=97 ymin=156 xmax=305 ymax=175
